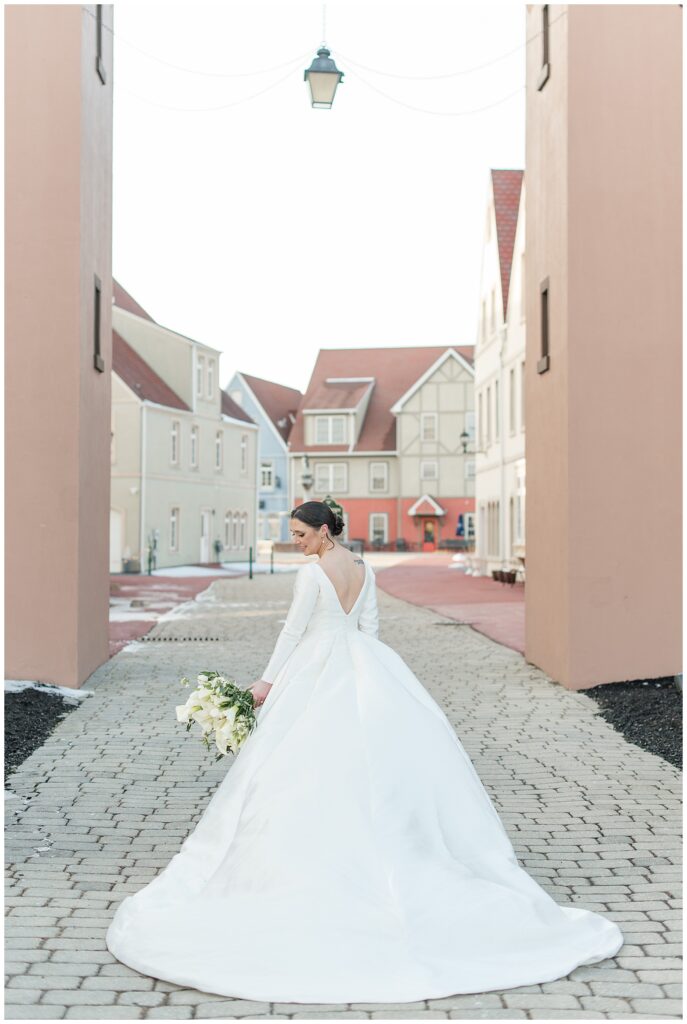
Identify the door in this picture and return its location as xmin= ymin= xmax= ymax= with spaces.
xmin=200 ymin=509 xmax=211 ymax=563
xmin=422 ymin=518 xmax=436 ymax=552
xmin=110 ymin=509 xmax=123 ymax=573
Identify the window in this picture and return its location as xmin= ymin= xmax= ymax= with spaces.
xmin=494 ymin=380 xmax=500 ymax=441
xmin=538 ymin=278 xmax=550 ymax=373
xmin=537 ymin=4 xmax=550 ymax=90
xmin=509 ymin=368 xmax=516 ymax=434
xmin=481 ymin=300 xmax=487 ymax=344
xmin=207 ymin=359 xmax=215 ymax=398
xmin=261 ymin=461 xmax=274 ymax=488
xmin=421 ymin=413 xmax=437 ymax=442
xmin=486 ymin=387 xmax=491 ymax=445
xmin=521 ymin=361 xmax=526 ymax=430
xmin=240 ymin=512 xmax=247 ymax=548
xmin=314 ymin=462 xmax=348 ymax=494
xmin=369 ymin=462 xmax=388 ymax=493
xmin=490 ymin=289 xmax=496 ymax=333
xmin=465 ymin=512 xmax=475 ymax=541
xmin=170 ymin=507 xmax=179 ymax=552
xmin=421 ymin=460 xmax=438 ymax=480
xmin=170 ymin=421 xmax=180 ymax=465
xmin=465 ymin=409 xmax=476 ymax=443
xmin=215 ymin=431 xmax=223 ymax=471
xmin=369 ymin=513 xmax=388 ymax=545
xmin=478 ymin=392 xmax=484 ymax=450
xmin=233 ymin=512 xmax=239 ymax=548
xmin=96 ymin=5 xmax=106 ymax=84
xmin=520 ymin=252 xmax=526 ymax=320
xmin=465 ymin=460 xmax=475 ymax=480
xmin=487 ymin=500 xmax=501 ymax=557
xmin=93 ymin=275 xmax=104 ymax=372
xmin=315 ymin=415 xmax=346 ymax=445
xmin=224 ymin=511 xmax=231 ymax=548
xmin=190 ymin=425 xmax=198 ymax=468
xmin=240 ymin=435 xmax=247 ymax=472
xmin=196 ymin=355 xmax=205 ymax=397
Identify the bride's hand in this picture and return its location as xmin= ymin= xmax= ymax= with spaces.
xmin=247 ymin=680 xmax=272 ymax=707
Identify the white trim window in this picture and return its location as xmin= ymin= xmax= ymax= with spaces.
xmin=486 ymin=386 xmax=492 ymax=445
xmin=196 ymin=355 xmax=205 ymax=397
xmin=315 ymin=415 xmax=346 ymax=445
xmin=240 ymin=512 xmax=247 ymax=548
xmin=170 ymin=420 xmax=180 ymax=465
xmin=224 ymin=510 xmax=231 ymax=548
xmin=478 ymin=392 xmax=484 ymax=450
xmin=464 ymin=460 xmax=476 ymax=480
xmin=207 ymin=359 xmax=215 ymax=399
xmin=494 ymin=379 xmax=500 ymax=441
xmin=314 ymin=462 xmax=348 ymax=494
xmin=170 ymin=507 xmax=179 ymax=552
xmin=233 ymin=512 xmax=239 ymax=548
xmin=520 ymin=360 xmax=526 ymax=431
xmin=420 ymin=412 xmax=437 ymax=442
xmin=369 ymin=461 xmax=388 ymax=493
xmin=215 ymin=431 xmax=223 ymax=471
xmin=369 ymin=513 xmax=388 ymax=545
xmin=190 ymin=424 xmax=199 ymax=468
xmin=420 ymin=460 xmax=438 ymax=481
xmin=240 ymin=434 xmax=247 ymax=473
xmin=465 ymin=409 xmax=476 ymax=443
xmin=509 ymin=368 xmax=516 ymax=434
xmin=261 ymin=460 xmax=274 ymax=489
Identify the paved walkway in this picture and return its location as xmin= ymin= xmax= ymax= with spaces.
xmin=376 ymin=554 xmax=525 ymax=654
xmin=5 ymin=572 xmax=682 ymax=1020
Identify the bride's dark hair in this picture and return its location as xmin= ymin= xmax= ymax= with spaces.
xmin=291 ymin=500 xmax=344 ymax=537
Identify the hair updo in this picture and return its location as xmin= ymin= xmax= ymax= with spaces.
xmin=291 ymin=500 xmax=344 ymax=537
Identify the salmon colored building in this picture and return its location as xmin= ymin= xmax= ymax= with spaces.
xmin=525 ymin=4 xmax=682 ymax=689
xmin=5 ymin=5 xmax=114 ymax=688
xmin=288 ymin=347 xmax=476 ymax=551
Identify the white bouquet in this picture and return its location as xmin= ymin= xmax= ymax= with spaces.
xmin=176 ymin=671 xmax=258 ymax=760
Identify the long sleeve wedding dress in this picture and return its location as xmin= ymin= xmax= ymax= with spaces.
xmin=105 ymin=559 xmax=624 ymax=1003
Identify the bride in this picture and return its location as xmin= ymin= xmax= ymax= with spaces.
xmin=105 ymin=500 xmax=624 ymax=1004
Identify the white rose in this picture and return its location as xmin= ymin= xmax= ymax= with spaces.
xmin=175 ymin=704 xmax=190 ymax=723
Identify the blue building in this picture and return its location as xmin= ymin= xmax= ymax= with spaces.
xmin=224 ymin=372 xmax=302 ymax=543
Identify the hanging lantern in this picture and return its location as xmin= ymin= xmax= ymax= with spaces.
xmin=304 ymin=46 xmax=344 ymax=109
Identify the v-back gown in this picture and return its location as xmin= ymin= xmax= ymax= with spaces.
xmin=105 ymin=560 xmax=624 ymax=1003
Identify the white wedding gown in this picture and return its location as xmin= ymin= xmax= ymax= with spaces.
xmin=106 ymin=560 xmax=624 ymax=1003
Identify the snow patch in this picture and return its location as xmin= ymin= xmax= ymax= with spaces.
xmin=5 ymin=680 xmax=94 ymax=703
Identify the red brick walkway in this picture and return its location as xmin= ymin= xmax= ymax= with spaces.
xmin=375 ymin=554 xmax=525 ymax=653
xmin=109 ymin=574 xmax=223 ymax=657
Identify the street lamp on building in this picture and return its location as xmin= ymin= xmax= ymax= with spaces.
xmin=300 ymin=454 xmax=313 ymax=494
xmin=304 ymin=46 xmax=344 ymax=108
xmin=460 ymin=430 xmax=487 ymax=455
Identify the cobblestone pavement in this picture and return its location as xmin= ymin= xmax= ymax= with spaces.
xmin=5 ymin=572 xmax=682 ymax=1020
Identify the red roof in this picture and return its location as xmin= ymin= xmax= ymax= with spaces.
xmin=491 ymin=169 xmax=524 ymax=319
xmin=112 ymin=279 xmax=156 ymax=322
xmin=239 ymin=372 xmax=303 ymax=443
xmin=221 ymin=390 xmax=255 ymax=425
xmin=113 ymin=331 xmax=189 ymax=410
xmin=289 ymin=346 xmax=474 ymax=453
xmin=305 ymin=380 xmax=372 ymax=410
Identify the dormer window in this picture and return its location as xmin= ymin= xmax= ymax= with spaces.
xmin=207 ymin=359 xmax=215 ymax=399
xmin=315 ymin=415 xmax=346 ymax=445
xmin=196 ymin=355 xmax=205 ymax=397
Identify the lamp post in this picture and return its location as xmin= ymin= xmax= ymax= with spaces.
xmin=300 ymin=454 xmax=314 ymax=495
xmin=304 ymin=46 xmax=344 ymax=108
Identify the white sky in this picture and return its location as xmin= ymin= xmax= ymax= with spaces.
xmin=112 ymin=1 xmax=526 ymax=394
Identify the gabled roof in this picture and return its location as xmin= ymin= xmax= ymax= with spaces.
xmin=237 ymin=372 xmax=303 ymax=442
xmin=112 ymin=279 xmax=156 ymax=322
xmin=221 ymin=389 xmax=255 ymax=425
xmin=491 ymin=169 xmax=524 ymax=319
xmin=389 ymin=348 xmax=474 ymax=413
xmin=113 ymin=331 xmax=190 ymax=410
xmin=305 ymin=378 xmax=373 ymax=411
xmin=289 ymin=346 xmax=474 ymax=453
xmin=407 ymin=494 xmax=447 ymax=516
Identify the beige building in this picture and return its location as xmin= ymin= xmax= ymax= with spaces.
xmin=288 ymin=347 xmax=476 ymax=550
xmin=474 ymin=169 xmax=526 ymax=578
xmin=111 ymin=283 xmax=258 ymax=570
xmin=5 ymin=5 xmax=114 ymax=688
xmin=525 ymin=4 xmax=682 ymax=689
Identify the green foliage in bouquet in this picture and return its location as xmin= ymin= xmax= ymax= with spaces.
xmin=176 ymin=670 xmax=258 ymax=761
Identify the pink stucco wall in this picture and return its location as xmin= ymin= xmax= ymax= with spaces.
xmin=525 ymin=5 xmax=682 ymax=689
xmin=5 ymin=5 xmax=113 ymax=687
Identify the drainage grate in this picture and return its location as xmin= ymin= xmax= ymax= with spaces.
xmin=138 ymin=636 xmax=228 ymax=642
